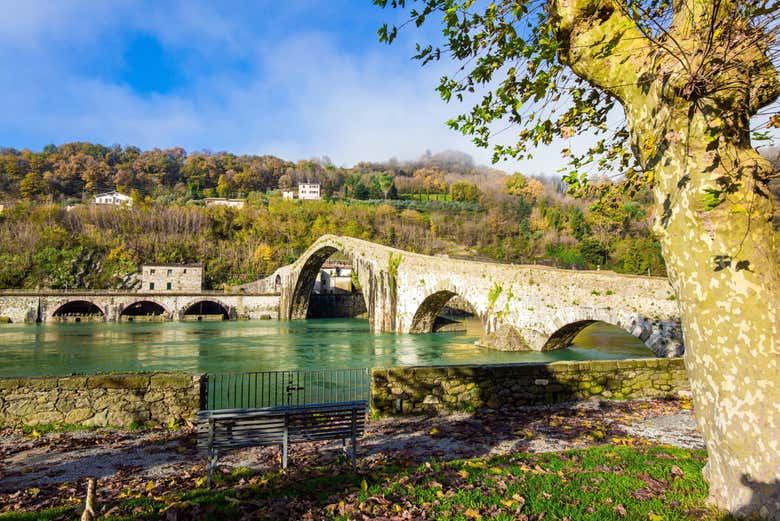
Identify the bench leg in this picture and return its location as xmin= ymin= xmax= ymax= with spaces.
xmin=341 ymin=437 xmax=356 ymax=470
xmin=282 ymin=418 xmax=289 ymax=470
xmin=351 ymin=434 xmax=357 ymax=470
xmin=281 ymin=440 xmax=288 ymax=470
xmin=351 ymin=409 xmax=358 ymax=470
xmin=206 ymin=448 xmax=219 ymax=488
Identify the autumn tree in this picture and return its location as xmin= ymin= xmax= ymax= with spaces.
xmin=377 ymin=0 xmax=780 ymax=517
xmin=19 ymin=171 xmax=47 ymax=200
xmin=449 ymin=180 xmax=482 ymax=201
xmin=378 ymin=173 xmax=397 ymax=198
xmin=505 ymin=173 xmax=545 ymax=202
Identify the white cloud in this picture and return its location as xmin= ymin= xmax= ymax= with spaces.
xmin=19 ymin=0 xmax=773 ymax=181
xmin=0 ymin=1 xmax=589 ymax=178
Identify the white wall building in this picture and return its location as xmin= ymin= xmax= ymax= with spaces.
xmin=282 ymin=190 xmax=295 ymax=199
xmin=298 ymin=183 xmax=321 ymax=200
xmin=205 ymin=198 xmax=245 ymax=209
xmin=312 ymin=261 xmax=353 ymax=294
xmin=94 ymin=191 xmax=132 ymax=206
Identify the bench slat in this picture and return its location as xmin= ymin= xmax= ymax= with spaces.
xmin=197 ymin=400 xmax=369 ymax=469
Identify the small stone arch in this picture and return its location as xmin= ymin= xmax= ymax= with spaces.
xmin=409 ymin=290 xmax=479 ymax=334
xmin=120 ymin=300 xmax=170 ymax=321
xmin=288 ymin=244 xmax=369 ymax=320
xmin=543 ymin=320 xmax=608 ymax=351
xmin=51 ymin=300 xmax=105 ymax=322
xmin=541 ymin=318 xmax=682 ymax=357
xmin=274 ymin=274 xmax=282 ymax=292
xmin=181 ymin=299 xmax=232 ymax=321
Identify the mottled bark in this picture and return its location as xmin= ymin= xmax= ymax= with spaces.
xmin=553 ymin=0 xmax=780 ymax=517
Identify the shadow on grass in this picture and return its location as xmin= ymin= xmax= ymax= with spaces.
xmin=106 ymin=445 xmax=735 ymax=521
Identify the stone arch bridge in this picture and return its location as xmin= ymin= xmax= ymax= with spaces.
xmin=0 ymin=292 xmax=278 ymax=323
xmin=268 ymin=235 xmax=683 ymax=356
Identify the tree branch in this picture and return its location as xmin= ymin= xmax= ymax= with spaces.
xmin=552 ymin=0 xmax=654 ymax=102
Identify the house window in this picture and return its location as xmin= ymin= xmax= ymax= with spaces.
xmin=167 ymin=269 xmax=172 ymax=277
xmin=183 ymin=269 xmax=187 ymax=274
xmin=149 ymin=282 xmax=155 ymax=290
xmin=150 ymin=269 xmax=156 ymax=275
xmin=166 ymin=282 xmax=172 ymax=290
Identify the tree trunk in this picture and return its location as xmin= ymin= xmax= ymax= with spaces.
xmin=634 ymin=104 xmax=779 ymax=518
xmin=552 ymin=0 xmax=780 ymax=514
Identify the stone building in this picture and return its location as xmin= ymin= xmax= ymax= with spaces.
xmin=313 ymin=261 xmax=353 ymax=294
xmin=298 ymin=183 xmax=321 ymax=200
xmin=140 ymin=264 xmax=203 ymax=292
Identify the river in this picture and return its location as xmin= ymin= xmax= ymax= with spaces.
xmin=0 ymin=318 xmax=653 ymax=377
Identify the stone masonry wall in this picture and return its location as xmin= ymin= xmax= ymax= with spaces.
xmin=0 ymin=359 xmax=689 ymax=426
xmin=0 ymin=373 xmax=203 ymax=428
xmin=371 ymin=358 xmax=689 ymax=415
xmin=307 ymin=293 xmax=367 ymax=318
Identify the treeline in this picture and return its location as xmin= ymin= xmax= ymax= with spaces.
xmin=0 ymin=144 xmax=508 ymax=203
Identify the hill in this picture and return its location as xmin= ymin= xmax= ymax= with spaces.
xmin=0 ymin=143 xmax=671 ymax=290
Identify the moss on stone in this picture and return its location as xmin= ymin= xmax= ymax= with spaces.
xmin=87 ymin=375 xmax=149 ymax=390
xmin=149 ymin=374 xmax=192 ymax=390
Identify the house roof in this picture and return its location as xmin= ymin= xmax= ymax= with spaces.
xmin=94 ymin=191 xmax=130 ymax=198
xmin=141 ymin=263 xmax=203 ymax=268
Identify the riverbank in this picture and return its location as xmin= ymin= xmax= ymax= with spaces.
xmin=0 ymin=396 xmax=706 ymax=518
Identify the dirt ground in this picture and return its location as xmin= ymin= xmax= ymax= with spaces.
xmin=0 ymin=396 xmax=702 ymax=514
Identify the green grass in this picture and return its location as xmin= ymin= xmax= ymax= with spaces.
xmin=20 ymin=423 xmax=98 ymax=436
xmin=0 ymin=507 xmax=78 ymax=521
xmin=0 ymin=445 xmax=735 ymax=521
xmin=399 ymin=193 xmax=452 ymax=202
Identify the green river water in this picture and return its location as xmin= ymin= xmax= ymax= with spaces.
xmin=0 ymin=318 xmax=652 ymax=377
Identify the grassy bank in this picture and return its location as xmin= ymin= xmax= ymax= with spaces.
xmin=0 ymin=445 xmax=733 ymax=521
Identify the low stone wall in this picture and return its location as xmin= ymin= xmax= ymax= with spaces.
xmin=0 ymin=359 xmax=689 ymax=426
xmin=371 ymin=358 xmax=689 ymax=415
xmin=0 ymin=373 xmax=203 ymax=428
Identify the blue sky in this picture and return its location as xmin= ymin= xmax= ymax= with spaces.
xmin=1 ymin=2 xmax=776 ymax=175
xmin=1 ymin=0 xmax=572 ymax=173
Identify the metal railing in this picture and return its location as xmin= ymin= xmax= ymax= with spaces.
xmin=202 ymin=368 xmax=370 ymax=411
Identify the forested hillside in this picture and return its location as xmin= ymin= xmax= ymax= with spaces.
xmin=0 ymin=144 xmax=497 ymax=202
xmin=0 ymin=143 xmax=676 ymax=289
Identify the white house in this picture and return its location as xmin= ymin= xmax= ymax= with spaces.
xmin=313 ymin=261 xmax=354 ymax=294
xmin=94 ymin=191 xmax=132 ymax=206
xmin=282 ymin=190 xmax=295 ymax=199
xmin=298 ymin=183 xmax=321 ymax=200
xmin=205 ymin=197 xmax=245 ymax=209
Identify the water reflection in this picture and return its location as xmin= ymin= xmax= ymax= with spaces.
xmin=0 ymin=318 xmax=653 ymax=377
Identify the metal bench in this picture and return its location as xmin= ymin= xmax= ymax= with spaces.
xmin=197 ymin=400 xmax=368 ymax=485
